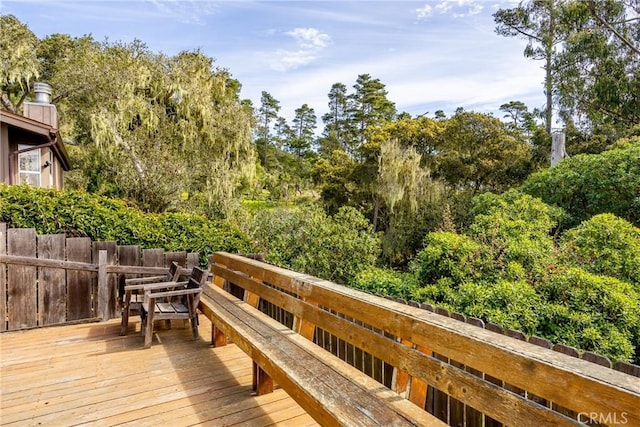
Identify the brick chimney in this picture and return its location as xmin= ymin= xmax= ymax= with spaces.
xmin=22 ymin=82 xmax=59 ymax=128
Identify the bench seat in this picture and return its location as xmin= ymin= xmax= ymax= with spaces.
xmin=199 ymin=283 xmax=446 ymax=427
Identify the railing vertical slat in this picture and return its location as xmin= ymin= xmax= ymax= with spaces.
xmin=37 ymin=234 xmax=66 ymax=325
xmin=7 ymin=228 xmax=37 ymax=329
xmin=0 ymin=223 xmax=6 ymax=332
xmin=66 ymin=237 xmax=93 ymax=321
xmin=93 ymin=242 xmax=117 ymax=320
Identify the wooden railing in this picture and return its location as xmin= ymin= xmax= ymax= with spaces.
xmin=0 ymin=224 xmax=198 ymax=331
xmin=212 ymin=252 xmax=640 ymax=427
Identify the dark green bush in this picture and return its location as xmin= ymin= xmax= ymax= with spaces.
xmin=560 ymin=213 xmax=640 ymax=288
xmin=352 ymin=267 xmax=417 ymax=300
xmin=243 ymin=205 xmax=380 ymax=284
xmin=537 ymin=267 xmax=640 ymax=362
xmin=412 ymin=231 xmax=493 ymax=286
xmin=0 ymin=185 xmax=253 ymax=259
xmin=519 ymin=139 xmax=640 ymax=228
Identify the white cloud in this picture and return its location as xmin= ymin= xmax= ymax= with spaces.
xmin=417 ymin=0 xmax=484 ymax=19
xmin=286 ymin=27 xmax=331 ymax=49
xmin=416 ymin=4 xmax=433 ymax=20
xmin=268 ymin=27 xmax=332 ymax=72
xmin=147 ymin=0 xmax=219 ymax=24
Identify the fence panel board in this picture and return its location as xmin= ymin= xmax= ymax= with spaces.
xmin=93 ymin=241 xmax=117 ymax=319
xmin=66 ymin=237 xmax=93 ymax=320
xmin=7 ymin=228 xmax=37 ymax=329
xmin=165 ymin=251 xmax=187 ymax=269
xmin=117 ymin=245 xmax=140 ymax=308
xmin=143 ymin=249 xmax=164 ymax=269
xmin=0 ymin=223 xmax=6 ymax=331
xmin=37 ymin=234 xmax=67 ymax=325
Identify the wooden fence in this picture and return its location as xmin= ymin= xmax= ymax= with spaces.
xmin=215 ymin=252 xmax=640 ymax=427
xmin=0 ymin=224 xmax=198 ymax=332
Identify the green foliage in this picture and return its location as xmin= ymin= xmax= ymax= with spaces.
xmin=0 ymin=14 xmax=40 ymax=111
xmin=560 ymin=213 xmax=640 ymax=287
xmin=242 ymin=205 xmax=380 ymax=284
xmin=470 ymin=191 xmax=562 ymax=280
xmin=520 ymin=140 xmax=640 ymax=228
xmin=453 ymin=281 xmax=542 ymax=334
xmin=0 ymin=185 xmax=253 ymax=259
xmin=538 ymin=267 xmax=640 ymax=362
xmin=351 ymin=267 xmax=417 ymax=300
xmin=413 ymin=231 xmax=491 ymax=286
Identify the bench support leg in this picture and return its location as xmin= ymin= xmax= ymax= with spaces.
xmin=253 ymin=362 xmax=274 ymax=395
xmin=212 ymin=325 xmax=227 ymax=347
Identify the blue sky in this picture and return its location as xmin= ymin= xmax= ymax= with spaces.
xmin=2 ymin=0 xmax=546 ymax=127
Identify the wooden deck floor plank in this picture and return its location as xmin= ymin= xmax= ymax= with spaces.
xmin=226 ymin=398 xmax=313 ymax=426
xmin=2 ymin=361 xmax=253 ymax=424
xmin=198 ymin=393 xmax=302 ymax=426
xmin=110 ymin=384 xmax=285 ymax=427
xmin=0 ymin=316 xmax=318 ymax=427
xmin=176 ymin=388 xmax=292 ymax=427
xmin=1 ymin=362 xmax=252 ymax=418
xmin=89 ymin=374 xmax=254 ymax=427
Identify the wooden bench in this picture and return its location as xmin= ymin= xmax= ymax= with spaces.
xmin=201 ymin=252 xmax=640 ymax=427
xmin=199 ymin=283 xmax=446 ymax=427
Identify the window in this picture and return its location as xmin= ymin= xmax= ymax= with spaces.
xmin=18 ymin=145 xmax=41 ymax=187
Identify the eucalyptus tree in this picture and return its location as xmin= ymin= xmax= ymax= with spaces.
xmin=494 ymin=0 xmax=563 ymax=136
xmin=553 ymin=0 xmax=640 ymax=134
xmin=0 ymin=14 xmax=40 ymax=113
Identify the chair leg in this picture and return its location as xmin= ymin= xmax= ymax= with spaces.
xmin=144 ymin=299 xmax=156 ymax=348
xmin=120 ymin=292 xmax=132 ymax=336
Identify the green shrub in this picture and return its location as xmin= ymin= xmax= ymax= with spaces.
xmin=453 ymin=280 xmax=542 ymax=334
xmin=0 ymin=185 xmax=253 ymax=260
xmin=412 ymin=231 xmax=494 ymax=286
xmin=519 ymin=139 xmax=640 ymax=228
xmin=470 ymin=192 xmax=561 ymax=281
xmin=351 ymin=267 xmax=417 ymax=300
xmin=538 ymin=267 xmax=640 ymax=362
xmin=243 ymin=205 xmax=380 ymax=284
xmin=560 ymin=213 xmax=640 ymax=288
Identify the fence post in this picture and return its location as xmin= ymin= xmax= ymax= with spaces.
xmin=97 ymin=250 xmax=108 ymax=320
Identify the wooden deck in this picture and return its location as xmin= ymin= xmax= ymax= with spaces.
xmin=0 ymin=315 xmax=318 ymax=427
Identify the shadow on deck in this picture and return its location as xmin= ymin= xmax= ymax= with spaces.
xmin=0 ymin=315 xmax=318 ymax=427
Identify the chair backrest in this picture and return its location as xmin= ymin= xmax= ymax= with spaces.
xmin=187 ymin=266 xmax=206 ymax=289
xmin=186 ymin=266 xmax=206 ymax=307
xmin=168 ymin=261 xmax=181 ymax=281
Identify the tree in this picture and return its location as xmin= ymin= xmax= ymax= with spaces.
xmin=0 ymin=14 xmax=40 ymax=112
xmin=437 ymin=111 xmax=534 ymax=194
xmin=349 ymin=74 xmax=396 ymax=150
xmin=494 ymin=0 xmax=563 ymax=135
xmin=257 ymin=91 xmax=281 ymax=168
xmin=289 ymin=103 xmax=317 ymax=158
xmin=34 ymin=29 xmax=255 ymax=214
xmin=553 ymin=0 xmax=640 ymax=134
xmin=322 ymin=83 xmax=353 ymax=155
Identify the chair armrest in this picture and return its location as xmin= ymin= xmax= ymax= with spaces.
xmin=125 ymin=275 xmax=168 ymax=285
xmin=145 ymin=288 xmax=202 ymax=299
xmin=125 ymin=280 xmax=188 ymax=292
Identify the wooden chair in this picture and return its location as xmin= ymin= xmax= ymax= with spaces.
xmin=120 ymin=261 xmax=182 ymax=335
xmin=140 ymin=266 xmax=206 ymax=348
